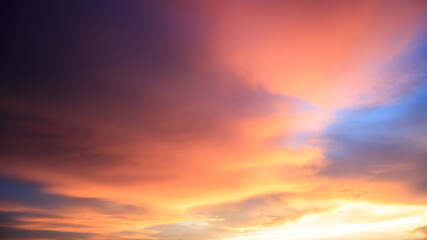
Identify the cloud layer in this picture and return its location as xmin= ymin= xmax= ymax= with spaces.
xmin=1 ymin=0 xmax=427 ymax=239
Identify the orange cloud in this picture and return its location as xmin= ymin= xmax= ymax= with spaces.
xmin=1 ymin=1 xmax=427 ymax=239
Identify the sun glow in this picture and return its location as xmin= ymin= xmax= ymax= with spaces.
xmin=225 ymin=202 xmax=427 ymax=240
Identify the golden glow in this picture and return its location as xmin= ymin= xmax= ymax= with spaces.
xmin=225 ymin=202 xmax=427 ymax=240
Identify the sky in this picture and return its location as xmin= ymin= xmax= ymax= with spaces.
xmin=1 ymin=0 xmax=427 ymax=240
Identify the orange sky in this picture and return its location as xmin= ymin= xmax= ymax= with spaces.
xmin=1 ymin=1 xmax=427 ymax=240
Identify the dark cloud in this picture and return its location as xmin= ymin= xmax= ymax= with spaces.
xmin=0 ymin=211 xmax=63 ymax=227
xmin=0 ymin=177 xmax=148 ymax=238
xmin=0 ymin=177 xmax=146 ymax=216
xmin=0 ymin=226 xmax=96 ymax=240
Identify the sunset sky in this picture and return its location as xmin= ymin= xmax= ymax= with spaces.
xmin=1 ymin=1 xmax=427 ymax=240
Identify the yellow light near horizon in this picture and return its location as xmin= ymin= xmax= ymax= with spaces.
xmin=224 ymin=202 xmax=427 ymax=240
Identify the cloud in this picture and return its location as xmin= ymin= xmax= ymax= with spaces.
xmin=0 ymin=177 xmax=152 ymax=236
xmin=318 ymin=32 xmax=427 ymax=196
xmin=1 ymin=1 xmax=427 ymax=239
xmin=146 ymin=192 xmax=326 ymax=240
xmin=414 ymin=225 xmax=427 ymax=235
xmin=191 ymin=193 xmax=316 ymax=228
xmin=0 ymin=2 xmax=308 ymax=236
xmin=200 ymin=0 xmax=427 ymax=108
xmin=149 ymin=222 xmax=236 ymax=240
xmin=0 ymin=177 xmax=146 ymax=215
xmin=320 ymin=78 xmax=427 ymax=193
xmin=0 ymin=227 xmax=96 ymax=240
xmin=0 ymin=0 xmax=303 ymax=193
xmin=406 ymin=225 xmax=427 ymax=240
